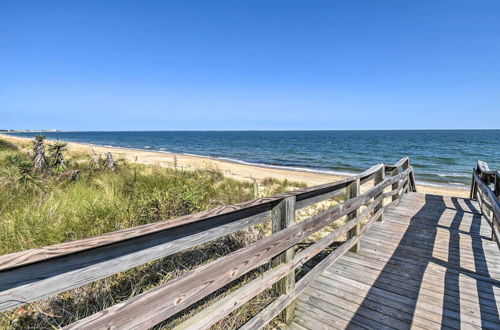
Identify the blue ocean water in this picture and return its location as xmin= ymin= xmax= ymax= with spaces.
xmin=7 ymin=130 xmax=500 ymax=187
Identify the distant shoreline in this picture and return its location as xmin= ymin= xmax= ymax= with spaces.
xmin=0 ymin=133 xmax=470 ymax=198
xmin=57 ymin=140 xmax=469 ymax=191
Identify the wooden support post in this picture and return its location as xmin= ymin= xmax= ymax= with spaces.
xmin=390 ymin=166 xmax=399 ymax=202
xmin=271 ymin=196 xmax=296 ymax=324
xmin=470 ymin=170 xmax=477 ymax=200
xmin=374 ymin=167 xmax=385 ymax=221
xmin=410 ymin=170 xmax=417 ymax=192
xmin=401 ymin=158 xmax=415 ymax=192
xmin=346 ymin=178 xmax=360 ymax=252
xmin=491 ymin=214 xmax=496 ymax=242
xmin=495 ymin=172 xmax=500 ymax=198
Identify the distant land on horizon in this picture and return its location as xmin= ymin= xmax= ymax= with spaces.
xmin=6 ymin=130 xmax=500 ymax=188
xmin=3 ymin=128 xmax=499 ymax=133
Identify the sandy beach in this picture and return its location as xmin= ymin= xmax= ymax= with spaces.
xmin=0 ymin=133 xmax=469 ymax=198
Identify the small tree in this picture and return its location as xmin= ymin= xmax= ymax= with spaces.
xmin=49 ymin=141 xmax=68 ymax=170
xmin=32 ymin=135 xmax=49 ymax=174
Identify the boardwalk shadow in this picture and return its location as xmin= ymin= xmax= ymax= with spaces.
xmin=347 ymin=194 xmax=500 ymax=329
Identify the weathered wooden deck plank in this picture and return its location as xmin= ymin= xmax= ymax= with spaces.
xmin=292 ymin=192 xmax=500 ymax=329
xmin=334 ymin=256 xmax=500 ymax=306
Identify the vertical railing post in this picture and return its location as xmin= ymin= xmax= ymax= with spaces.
xmin=402 ymin=158 xmax=416 ymax=192
xmin=390 ymin=166 xmax=400 ymax=202
xmin=470 ymin=169 xmax=477 ymax=200
xmin=495 ymin=172 xmax=500 ymax=199
xmin=271 ymin=196 xmax=296 ymax=324
xmin=374 ymin=166 xmax=385 ymax=221
xmin=491 ymin=213 xmax=496 ymax=242
xmin=346 ymin=178 xmax=360 ymax=252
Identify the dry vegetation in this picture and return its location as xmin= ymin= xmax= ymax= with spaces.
xmin=1 ymin=137 xmax=344 ymax=329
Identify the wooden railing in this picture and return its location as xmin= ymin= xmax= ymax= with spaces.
xmin=470 ymin=160 xmax=500 ymax=248
xmin=0 ymin=157 xmax=417 ymax=329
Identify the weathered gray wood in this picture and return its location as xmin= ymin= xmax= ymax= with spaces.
xmin=271 ymin=197 xmax=296 ymax=324
xmin=294 ymin=192 xmax=499 ymax=330
xmin=470 ymin=169 xmax=478 ymax=200
xmin=495 ymin=171 xmax=500 ymax=198
xmin=333 ymin=257 xmax=500 ymax=311
xmin=0 ymin=181 xmax=348 ymax=272
xmin=477 ymin=160 xmax=491 ymax=175
xmin=239 ymin=237 xmax=360 ymax=330
xmin=0 ymin=158 xmax=409 ymax=272
xmin=66 ymin=168 xmax=413 ymax=329
xmin=241 ymin=203 xmax=391 ymax=330
xmin=475 ymin=169 xmax=500 ymax=247
xmin=374 ymin=166 xmax=385 ymax=221
xmin=390 ymin=166 xmax=399 ymax=202
xmin=402 ymin=158 xmax=417 ymax=192
xmin=304 ymin=281 xmax=443 ymax=329
xmin=0 ymin=158 xmax=407 ymax=275
xmin=63 ymin=172 xmax=401 ymax=329
xmin=473 ymin=171 xmax=500 ymax=236
xmin=0 ymin=211 xmax=271 ymax=312
xmin=346 ymin=178 xmax=360 ymax=252
xmin=298 ymin=290 xmax=409 ymax=330
xmin=337 ymin=253 xmax=500 ymax=304
xmin=384 ymin=157 xmax=409 ymax=171
xmin=175 ymin=197 xmax=375 ymax=330
xmin=0 ymin=161 xmax=413 ymax=313
xmin=289 ymin=321 xmax=310 ymax=330
xmin=0 ymin=157 xmax=415 ymax=329
xmin=479 ymin=191 xmax=494 ymax=211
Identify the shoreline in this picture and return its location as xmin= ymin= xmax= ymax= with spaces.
xmin=0 ymin=133 xmax=469 ymax=198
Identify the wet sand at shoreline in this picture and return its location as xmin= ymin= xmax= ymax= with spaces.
xmin=0 ymin=133 xmax=469 ymax=198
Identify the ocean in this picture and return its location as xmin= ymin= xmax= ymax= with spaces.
xmin=7 ymin=130 xmax=500 ymax=188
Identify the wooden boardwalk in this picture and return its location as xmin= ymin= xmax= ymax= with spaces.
xmin=3 ymin=158 xmax=498 ymax=329
xmin=292 ymin=192 xmax=500 ymax=330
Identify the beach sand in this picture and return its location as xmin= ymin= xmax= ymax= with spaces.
xmin=0 ymin=133 xmax=469 ymax=198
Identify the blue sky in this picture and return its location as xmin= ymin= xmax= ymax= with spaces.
xmin=1 ymin=1 xmax=499 ymax=130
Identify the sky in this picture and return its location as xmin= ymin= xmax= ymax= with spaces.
xmin=1 ymin=1 xmax=500 ymax=130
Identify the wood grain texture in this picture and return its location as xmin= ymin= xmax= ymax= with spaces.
xmin=390 ymin=166 xmax=400 ymax=202
xmin=346 ymin=178 xmax=360 ymax=252
xmin=473 ymin=170 xmax=500 ymax=248
xmin=474 ymin=171 xmax=500 ymax=219
xmin=384 ymin=157 xmax=409 ymax=171
xmin=240 ymin=237 xmax=361 ymax=330
xmin=0 ymin=157 xmax=416 ymax=330
xmin=0 ymin=159 xmax=407 ymax=272
xmin=174 ymin=196 xmax=378 ymax=330
xmin=0 ymin=210 xmax=271 ymax=312
xmin=271 ymin=197 xmax=297 ymax=324
xmin=0 ymin=161 xmax=411 ymax=313
xmin=241 ymin=199 xmax=395 ymax=330
xmin=293 ymin=192 xmax=500 ymax=330
xmin=65 ymin=168 xmax=413 ymax=329
xmin=374 ymin=167 xmax=385 ymax=222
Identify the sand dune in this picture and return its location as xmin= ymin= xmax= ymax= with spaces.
xmin=0 ymin=133 xmax=469 ymax=198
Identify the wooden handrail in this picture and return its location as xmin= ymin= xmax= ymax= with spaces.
xmin=470 ymin=160 xmax=500 ymax=249
xmin=0 ymin=157 xmax=417 ymax=329
xmin=0 ymin=162 xmax=386 ymax=272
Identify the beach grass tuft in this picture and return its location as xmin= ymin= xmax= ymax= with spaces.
xmin=0 ymin=138 xmax=308 ymax=329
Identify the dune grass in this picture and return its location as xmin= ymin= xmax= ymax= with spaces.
xmin=0 ymin=153 xmax=257 ymax=255
xmin=0 ymin=138 xmax=312 ymax=329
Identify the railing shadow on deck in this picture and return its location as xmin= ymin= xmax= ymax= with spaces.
xmin=0 ymin=157 xmax=417 ymax=329
xmin=347 ymin=193 xmax=500 ymax=329
xmin=2 ymin=158 xmax=496 ymax=329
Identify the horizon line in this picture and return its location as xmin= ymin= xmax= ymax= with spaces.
xmin=3 ymin=128 xmax=500 ymax=133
